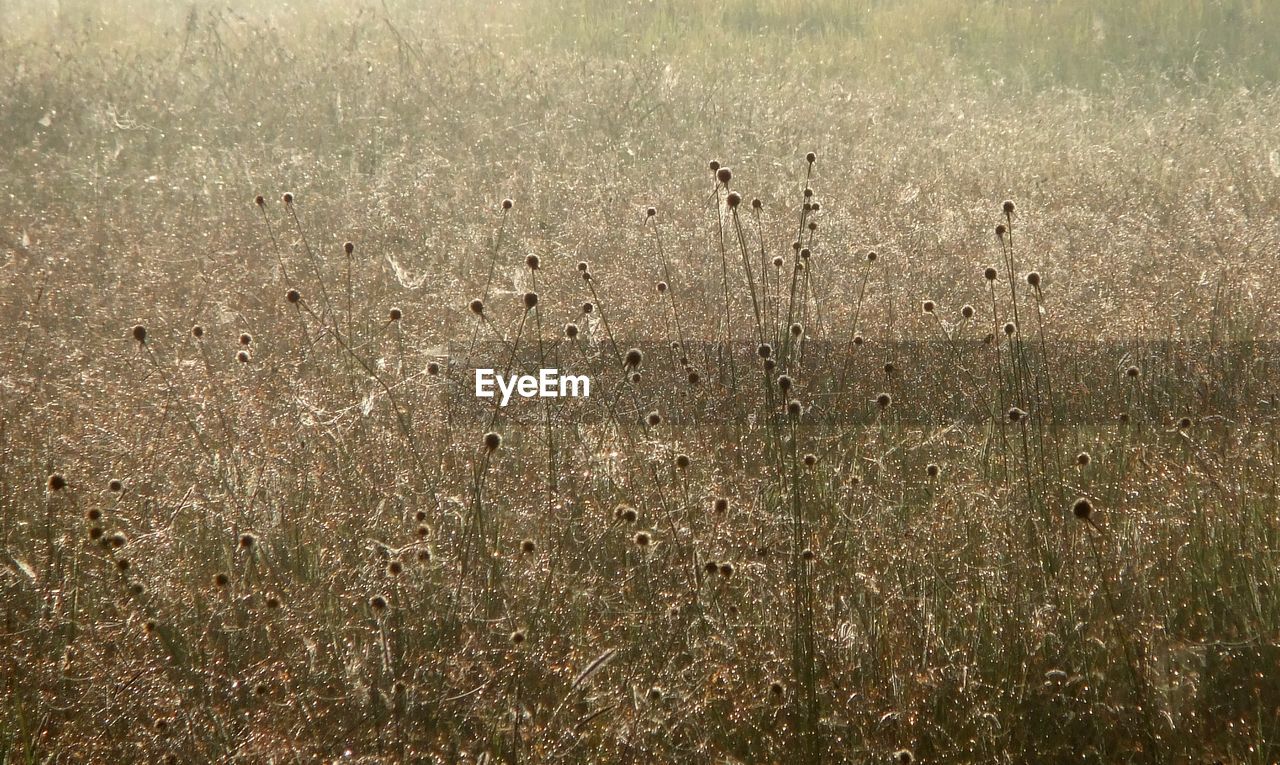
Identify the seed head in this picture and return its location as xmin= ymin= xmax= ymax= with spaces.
xmin=790 ymin=322 xmax=803 ymax=337
xmin=708 ymin=160 xmax=720 ymax=171
xmin=787 ymin=399 xmax=802 ymax=416
xmin=1125 ymin=365 xmax=1140 ymax=378
xmin=777 ymin=374 xmax=792 ymax=392
xmin=752 ymin=198 xmax=762 ymax=209
xmin=1076 ymin=451 xmax=1091 ymax=466
xmin=469 ymin=299 xmax=484 ymax=315
xmin=521 ymin=539 xmax=536 ymax=554
xmin=525 ymin=254 xmax=540 ymax=270
xmin=191 ymin=325 xmax=204 ymax=338
xmin=86 ymin=508 xmax=101 ymax=521
xmin=961 ymin=304 xmax=975 ymax=319
xmin=615 ymin=505 xmax=639 ymax=524
xmin=876 ymin=392 xmax=892 ymax=409
xmin=675 ymin=453 xmax=691 ymax=469
xmin=388 ymin=307 xmax=402 ymax=321
xmin=1178 ymin=416 xmax=1193 ymax=430
xmin=1007 ymin=406 xmax=1027 ymax=422
xmin=523 ymin=291 xmax=539 ymax=310
xmin=344 ymin=241 xmax=354 ymax=256
xmin=713 ymin=498 xmax=729 ymax=514
xmin=1002 ymin=199 xmax=1015 ymax=214
xmin=239 ymin=533 xmax=257 ymax=549
xmin=47 ymin=474 xmax=67 ymax=492
xmin=1003 ymin=322 xmax=1016 ymax=336
xmin=726 ymin=191 xmax=741 ymax=208
xmin=803 ymin=453 xmax=817 ymax=467
xmin=254 ymin=195 xmax=265 ymax=207
xmin=772 ymin=256 xmax=784 ymax=268
xmin=282 ymin=192 xmax=293 ymax=205
xmin=926 ymin=463 xmax=940 ymax=478
xmin=1072 ymin=497 xmax=1093 ymax=520
xmin=646 ymin=206 xmax=657 ymax=218
xmin=369 ymin=595 xmax=388 ymax=612
xmin=427 ymin=361 xmax=441 ymax=375
xmin=633 ymin=531 xmax=651 ymax=547
xmin=565 ymin=323 xmax=579 ymax=339
xmin=687 ymin=370 xmax=701 ymax=384
xmin=656 ymin=281 xmax=668 ymax=293
xmin=704 ymin=560 xmax=719 ymax=574
xmin=894 ymin=750 xmax=915 ymax=765
xmin=502 ymin=198 xmax=513 ymax=210
xmin=483 ymin=431 xmax=502 ymax=451
xmin=239 ymin=333 xmax=252 ymax=346
xmin=801 ymin=548 xmax=815 ymax=561
xmin=867 ymin=251 xmax=878 ymax=262
xmin=984 ymin=266 xmax=998 ymax=281
xmin=995 ymin=223 xmax=1007 ymax=237
xmin=806 ymin=151 xmax=816 ymax=164
xmin=757 ymin=343 xmax=772 ymax=359
xmin=922 ymin=300 xmax=935 ymax=314
xmin=582 ymin=301 xmax=594 ymax=314
xmin=236 ymin=350 xmax=251 ymax=364
xmin=286 ymin=288 xmax=301 ymax=303
xmin=646 ymin=411 xmax=662 ymax=427
xmin=624 ymin=348 xmax=644 ymax=369
xmin=213 ymin=573 xmax=230 ymax=588
xmin=509 ymin=628 xmax=526 ymax=644
xmin=716 ymin=167 xmax=732 ymax=186
xmin=799 ymin=248 xmax=811 ymax=260
xmin=1026 ymin=271 xmax=1041 ymax=288
xmin=131 ymin=324 xmax=147 ymax=344
xmin=718 ymin=562 xmax=735 ymax=577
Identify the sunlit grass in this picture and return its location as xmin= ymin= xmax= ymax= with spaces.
xmin=1 ymin=1 xmax=1279 ymax=762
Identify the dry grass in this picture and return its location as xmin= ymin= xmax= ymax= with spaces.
xmin=2 ymin=1 xmax=1280 ymax=762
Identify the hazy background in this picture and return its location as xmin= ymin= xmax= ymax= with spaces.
xmin=3 ymin=0 xmax=1278 ymax=344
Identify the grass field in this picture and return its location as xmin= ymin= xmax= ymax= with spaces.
xmin=3 ymin=0 xmax=1280 ymax=762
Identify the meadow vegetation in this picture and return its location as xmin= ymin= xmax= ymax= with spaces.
xmin=2 ymin=0 xmax=1280 ymax=761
